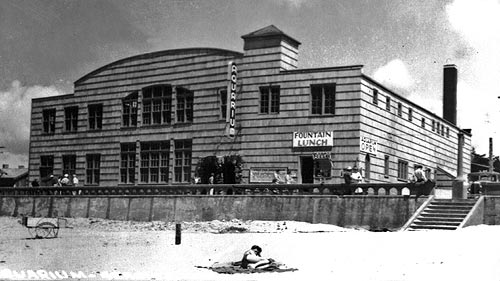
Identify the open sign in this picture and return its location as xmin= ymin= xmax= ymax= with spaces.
xmin=360 ymin=136 xmax=378 ymax=155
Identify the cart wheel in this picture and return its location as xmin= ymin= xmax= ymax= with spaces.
xmin=35 ymin=222 xmax=56 ymax=238
xmin=27 ymin=227 xmax=37 ymax=238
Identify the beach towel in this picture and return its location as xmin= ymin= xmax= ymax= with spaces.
xmin=196 ymin=261 xmax=298 ymax=274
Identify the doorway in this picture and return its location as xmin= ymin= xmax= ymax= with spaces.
xmin=301 ymin=156 xmax=314 ymax=183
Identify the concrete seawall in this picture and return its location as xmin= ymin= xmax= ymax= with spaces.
xmin=0 ymin=195 xmax=427 ymax=230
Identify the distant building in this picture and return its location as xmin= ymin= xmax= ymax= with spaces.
xmin=28 ymin=25 xmax=471 ymax=186
xmin=0 ymin=164 xmax=29 ymax=187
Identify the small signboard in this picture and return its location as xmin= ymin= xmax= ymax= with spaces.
xmin=249 ymin=168 xmax=288 ymax=183
xmin=360 ymin=136 xmax=378 ymax=155
xmin=312 ymin=152 xmax=332 ymax=160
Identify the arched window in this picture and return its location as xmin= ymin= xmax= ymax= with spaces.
xmin=365 ymin=154 xmax=371 ymax=181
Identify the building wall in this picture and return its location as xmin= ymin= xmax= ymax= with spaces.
xmin=28 ymin=27 xmax=472 ymax=186
xmin=29 ymin=48 xmax=244 ymax=186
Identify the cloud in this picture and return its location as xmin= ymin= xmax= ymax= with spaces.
xmin=446 ymin=0 xmax=500 ymax=153
xmin=373 ymin=59 xmax=415 ymax=93
xmin=275 ymin=0 xmax=310 ymax=9
xmin=0 ymin=81 xmax=64 ymax=165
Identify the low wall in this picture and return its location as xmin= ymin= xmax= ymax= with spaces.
xmin=0 ymin=195 xmax=427 ymax=230
xmin=483 ymin=196 xmax=500 ymax=225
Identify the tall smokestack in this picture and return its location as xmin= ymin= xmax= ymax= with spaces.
xmin=443 ymin=64 xmax=457 ymax=125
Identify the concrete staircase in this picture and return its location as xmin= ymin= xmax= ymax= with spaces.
xmin=406 ymin=199 xmax=477 ymax=231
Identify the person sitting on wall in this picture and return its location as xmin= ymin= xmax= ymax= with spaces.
xmin=350 ymin=167 xmax=364 ymax=183
xmin=60 ymin=174 xmax=71 ymax=186
xmin=285 ymin=170 xmax=294 ymax=184
xmin=240 ymin=245 xmax=274 ymax=269
xmin=411 ymin=165 xmax=427 ymax=186
xmin=343 ymin=167 xmax=353 ymax=185
xmin=272 ymin=170 xmax=282 ymax=184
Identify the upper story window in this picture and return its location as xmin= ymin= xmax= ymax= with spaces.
xmin=259 ymin=86 xmax=280 ymax=114
xmin=64 ymin=106 xmax=78 ymax=132
xmin=372 ymin=89 xmax=378 ymax=105
xmin=142 ymin=85 xmax=172 ymax=126
xmin=311 ymin=84 xmax=335 ymax=115
xmin=421 ymin=117 xmax=426 ymax=128
xmin=446 ymin=127 xmax=450 ymax=138
xmin=174 ymin=139 xmax=192 ymax=183
xmin=219 ymin=89 xmax=227 ymax=120
xmin=431 ymin=120 xmax=435 ymax=132
xmin=397 ymin=102 xmax=402 ymax=117
xmin=88 ymin=104 xmax=103 ymax=130
xmin=42 ymin=109 xmax=56 ymax=134
xmin=386 ymin=96 xmax=391 ymax=112
xmin=408 ymin=108 xmax=413 ymax=122
xmin=176 ymin=87 xmax=193 ymax=123
xmin=436 ymin=122 xmax=440 ymax=134
xmin=122 ymin=92 xmax=138 ymax=127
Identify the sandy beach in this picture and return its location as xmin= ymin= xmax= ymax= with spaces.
xmin=1 ymin=216 xmax=500 ymax=281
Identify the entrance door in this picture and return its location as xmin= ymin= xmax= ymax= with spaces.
xmin=301 ymin=156 xmax=314 ymax=183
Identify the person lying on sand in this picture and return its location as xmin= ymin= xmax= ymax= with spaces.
xmin=240 ymin=245 xmax=274 ymax=269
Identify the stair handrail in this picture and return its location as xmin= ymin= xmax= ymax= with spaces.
xmin=458 ymin=196 xmax=485 ymax=229
xmin=400 ymin=195 xmax=435 ymax=231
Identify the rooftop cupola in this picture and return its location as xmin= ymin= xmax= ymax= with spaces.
xmin=241 ymin=25 xmax=301 ymax=73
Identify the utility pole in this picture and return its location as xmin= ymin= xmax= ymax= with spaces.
xmin=489 ymin=138 xmax=494 ymax=172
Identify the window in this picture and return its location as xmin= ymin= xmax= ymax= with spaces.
xmin=140 ymin=141 xmax=169 ymax=183
xmin=260 ymin=86 xmax=280 ymax=114
xmin=364 ymin=154 xmax=371 ymax=181
xmin=64 ymin=107 xmax=78 ymax=132
xmin=311 ymin=84 xmax=335 ymax=115
xmin=62 ymin=155 xmax=76 ymax=176
xmin=86 ymin=154 xmax=100 ymax=185
xmin=436 ymin=122 xmax=440 ymax=134
xmin=446 ymin=127 xmax=450 ymax=138
xmin=397 ymin=160 xmax=408 ymax=180
xmin=441 ymin=124 xmax=445 ymax=136
xmin=386 ymin=96 xmax=391 ymax=111
xmin=42 ymin=109 xmax=56 ymax=134
xmin=219 ymin=89 xmax=227 ymax=119
xmin=122 ymin=92 xmax=138 ymax=127
xmin=397 ymin=102 xmax=402 ymax=117
xmin=408 ymin=108 xmax=413 ymax=122
xmin=384 ymin=155 xmax=390 ymax=178
xmin=40 ymin=155 xmax=54 ymax=179
xmin=174 ymin=140 xmax=192 ymax=183
xmin=142 ymin=85 xmax=172 ymax=126
xmin=421 ymin=117 xmax=425 ymax=128
xmin=121 ymin=143 xmax=136 ymax=184
xmin=88 ymin=104 xmax=103 ymax=130
xmin=372 ymin=89 xmax=378 ymax=105
xmin=176 ymin=87 xmax=193 ymax=123
xmin=431 ymin=120 xmax=435 ymax=132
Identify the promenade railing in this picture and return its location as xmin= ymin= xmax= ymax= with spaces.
xmin=0 ymin=182 xmax=435 ymax=196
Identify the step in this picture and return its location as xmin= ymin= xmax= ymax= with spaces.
xmin=427 ymin=204 xmax=473 ymax=209
xmin=420 ymin=212 xmax=468 ymax=218
xmin=412 ymin=220 xmax=460 ymax=226
xmin=416 ymin=216 xmax=464 ymax=222
xmin=408 ymin=225 xmax=457 ymax=230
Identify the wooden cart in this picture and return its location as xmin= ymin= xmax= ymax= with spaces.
xmin=20 ymin=216 xmax=67 ymax=239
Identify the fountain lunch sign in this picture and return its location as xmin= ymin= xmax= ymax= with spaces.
xmin=292 ymin=131 xmax=334 ymax=147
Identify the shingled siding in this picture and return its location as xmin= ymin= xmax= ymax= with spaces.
xmin=29 ymin=49 xmax=244 ymax=186
xmin=236 ymin=64 xmax=364 ymax=182
xmin=358 ymin=78 xmax=472 ymax=183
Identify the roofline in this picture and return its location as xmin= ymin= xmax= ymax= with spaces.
xmin=32 ymin=93 xmax=74 ymax=102
xmin=282 ymin=65 xmax=364 ymax=74
xmin=362 ymin=74 xmax=468 ymax=133
xmin=75 ymin=48 xmax=244 ymax=85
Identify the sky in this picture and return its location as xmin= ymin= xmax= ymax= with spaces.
xmin=0 ymin=0 xmax=499 ymax=167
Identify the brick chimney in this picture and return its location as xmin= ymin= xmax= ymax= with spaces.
xmin=443 ymin=64 xmax=458 ymax=125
